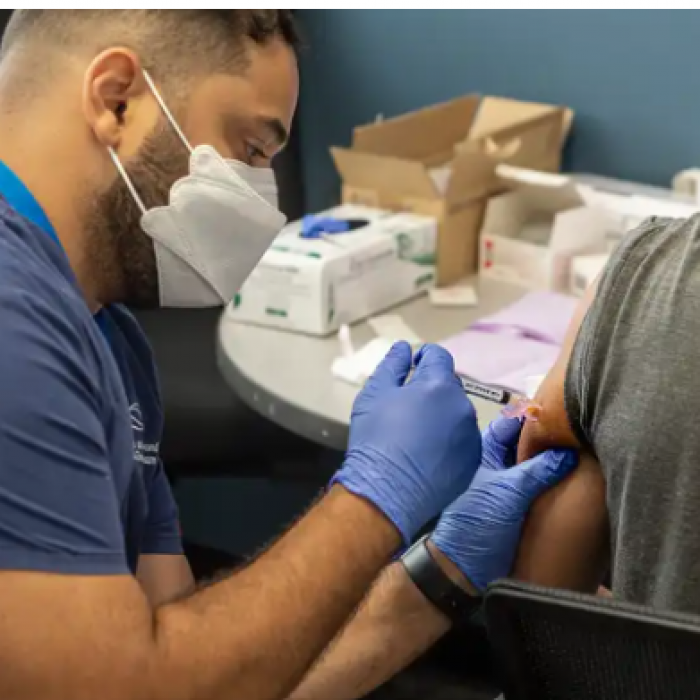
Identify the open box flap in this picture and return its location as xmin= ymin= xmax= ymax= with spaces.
xmin=352 ymin=94 xmax=480 ymax=163
xmin=445 ymin=146 xmax=501 ymax=203
xmin=331 ymin=147 xmax=438 ymax=199
xmin=495 ymin=164 xmax=585 ymax=213
xmin=469 ymin=109 xmax=567 ymax=172
xmin=471 ymin=96 xmax=574 ymax=147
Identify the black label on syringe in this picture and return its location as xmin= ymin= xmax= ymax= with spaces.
xmin=460 ymin=377 xmax=510 ymax=405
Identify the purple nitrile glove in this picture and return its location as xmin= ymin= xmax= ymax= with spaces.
xmin=432 ymin=416 xmax=578 ymax=592
xmin=332 ymin=342 xmax=482 ymax=545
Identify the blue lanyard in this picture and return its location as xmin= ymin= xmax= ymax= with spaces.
xmin=0 ymin=160 xmax=109 ymax=341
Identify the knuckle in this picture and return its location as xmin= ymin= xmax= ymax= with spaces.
xmin=421 ymin=378 xmax=448 ymax=396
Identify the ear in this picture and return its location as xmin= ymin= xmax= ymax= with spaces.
xmin=81 ymin=48 xmax=151 ymax=151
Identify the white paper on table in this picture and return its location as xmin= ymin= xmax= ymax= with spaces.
xmin=369 ymin=315 xmax=423 ymax=346
xmin=331 ymin=337 xmax=396 ymax=387
xmin=430 ymin=285 xmax=479 ymax=308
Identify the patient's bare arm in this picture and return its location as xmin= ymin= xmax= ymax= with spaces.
xmin=511 ymin=280 xmax=610 ymax=593
xmin=514 ymin=451 xmax=608 ymax=591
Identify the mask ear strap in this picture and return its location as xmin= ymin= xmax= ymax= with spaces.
xmin=142 ymin=70 xmax=193 ymax=154
xmin=107 ymin=147 xmax=147 ymax=215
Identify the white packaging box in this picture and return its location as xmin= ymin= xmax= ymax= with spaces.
xmin=570 ymin=253 xmax=610 ymax=297
xmin=587 ymin=193 xmax=700 ymax=253
xmin=480 ymin=167 xmax=613 ymax=292
xmin=228 ymin=205 xmax=437 ymax=336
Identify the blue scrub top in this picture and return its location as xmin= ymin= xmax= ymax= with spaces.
xmin=0 ymin=161 xmax=182 ymax=575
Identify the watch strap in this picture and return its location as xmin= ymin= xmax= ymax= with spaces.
xmin=401 ymin=535 xmax=482 ymax=626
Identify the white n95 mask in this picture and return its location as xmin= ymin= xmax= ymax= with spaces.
xmin=108 ymin=71 xmax=287 ymax=308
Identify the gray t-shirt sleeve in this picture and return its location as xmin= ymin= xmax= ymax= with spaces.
xmin=564 ymin=217 xmax=672 ymax=454
xmin=562 ymin=213 xmax=700 ymax=611
xmin=0 ymin=289 xmax=129 ymax=575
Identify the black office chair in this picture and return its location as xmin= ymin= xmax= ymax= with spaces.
xmin=132 ymin=307 xmax=333 ymax=477
xmin=485 ymin=580 xmax=700 ymax=700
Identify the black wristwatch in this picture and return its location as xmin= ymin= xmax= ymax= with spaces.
xmin=401 ymin=535 xmax=482 ymax=626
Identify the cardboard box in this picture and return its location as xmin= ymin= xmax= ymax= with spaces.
xmin=228 ymin=205 xmax=437 ymax=336
xmin=480 ymin=167 xmax=610 ymax=292
xmin=331 ymin=95 xmax=573 ymax=286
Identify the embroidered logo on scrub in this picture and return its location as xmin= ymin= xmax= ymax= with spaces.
xmin=129 ymin=403 xmax=145 ymax=433
xmin=129 ymin=403 xmax=159 ymax=466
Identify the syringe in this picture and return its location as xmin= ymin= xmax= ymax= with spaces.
xmin=459 ymin=375 xmax=541 ymax=422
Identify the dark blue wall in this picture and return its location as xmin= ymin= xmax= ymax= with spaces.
xmin=297 ymin=9 xmax=700 ymax=212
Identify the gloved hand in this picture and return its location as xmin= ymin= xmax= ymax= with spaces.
xmin=332 ymin=342 xmax=482 ymax=545
xmin=431 ymin=416 xmax=578 ymax=592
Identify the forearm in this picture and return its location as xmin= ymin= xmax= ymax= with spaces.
xmin=0 ymin=339 xmax=483 ymax=700
xmin=289 ymin=562 xmax=451 ymax=700
xmin=148 ymin=486 xmax=400 ymax=700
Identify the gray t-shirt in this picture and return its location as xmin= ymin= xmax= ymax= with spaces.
xmin=565 ymin=215 xmax=700 ymax=615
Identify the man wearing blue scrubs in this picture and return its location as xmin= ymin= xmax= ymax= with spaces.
xmin=0 ymin=10 xmax=576 ymax=700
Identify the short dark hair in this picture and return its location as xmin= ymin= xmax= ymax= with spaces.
xmin=2 ymin=10 xmax=300 ymax=83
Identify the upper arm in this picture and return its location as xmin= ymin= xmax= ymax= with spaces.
xmin=137 ymin=555 xmax=194 ymax=608
xmin=0 ymin=292 xmax=157 ymax=697
xmin=141 ymin=460 xmax=184 ymax=558
xmin=512 ymin=279 xmax=609 ymax=592
xmin=513 ymin=452 xmax=608 ymax=591
xmin=517 ymin=279 xmax=599 ymax=461
xmin=137 ymin=461 xmax=193 ymax=607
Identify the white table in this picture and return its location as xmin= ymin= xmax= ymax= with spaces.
xmin=217 ymin=279 xmax=527 ymax=451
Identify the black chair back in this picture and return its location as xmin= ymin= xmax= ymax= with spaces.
xmin=485 ymin=580 xmax=700 ymax=700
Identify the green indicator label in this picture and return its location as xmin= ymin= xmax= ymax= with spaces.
xmin=415 ymin=273 xmax=435 ymax=288
xmin=266 ymin=308 xmax=288 ymax=318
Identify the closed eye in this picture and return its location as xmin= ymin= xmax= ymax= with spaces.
xmin=245 ymin=143 xmax=267 ymax=164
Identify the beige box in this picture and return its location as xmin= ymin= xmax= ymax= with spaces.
xmin=331 ymin=95 xmax=574 ymax=286
xmin=228 ymin=205 xmax=437 ymax=336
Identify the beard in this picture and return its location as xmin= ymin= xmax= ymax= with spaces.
xmin=84 ymin=121 xmax=189 ymax=309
